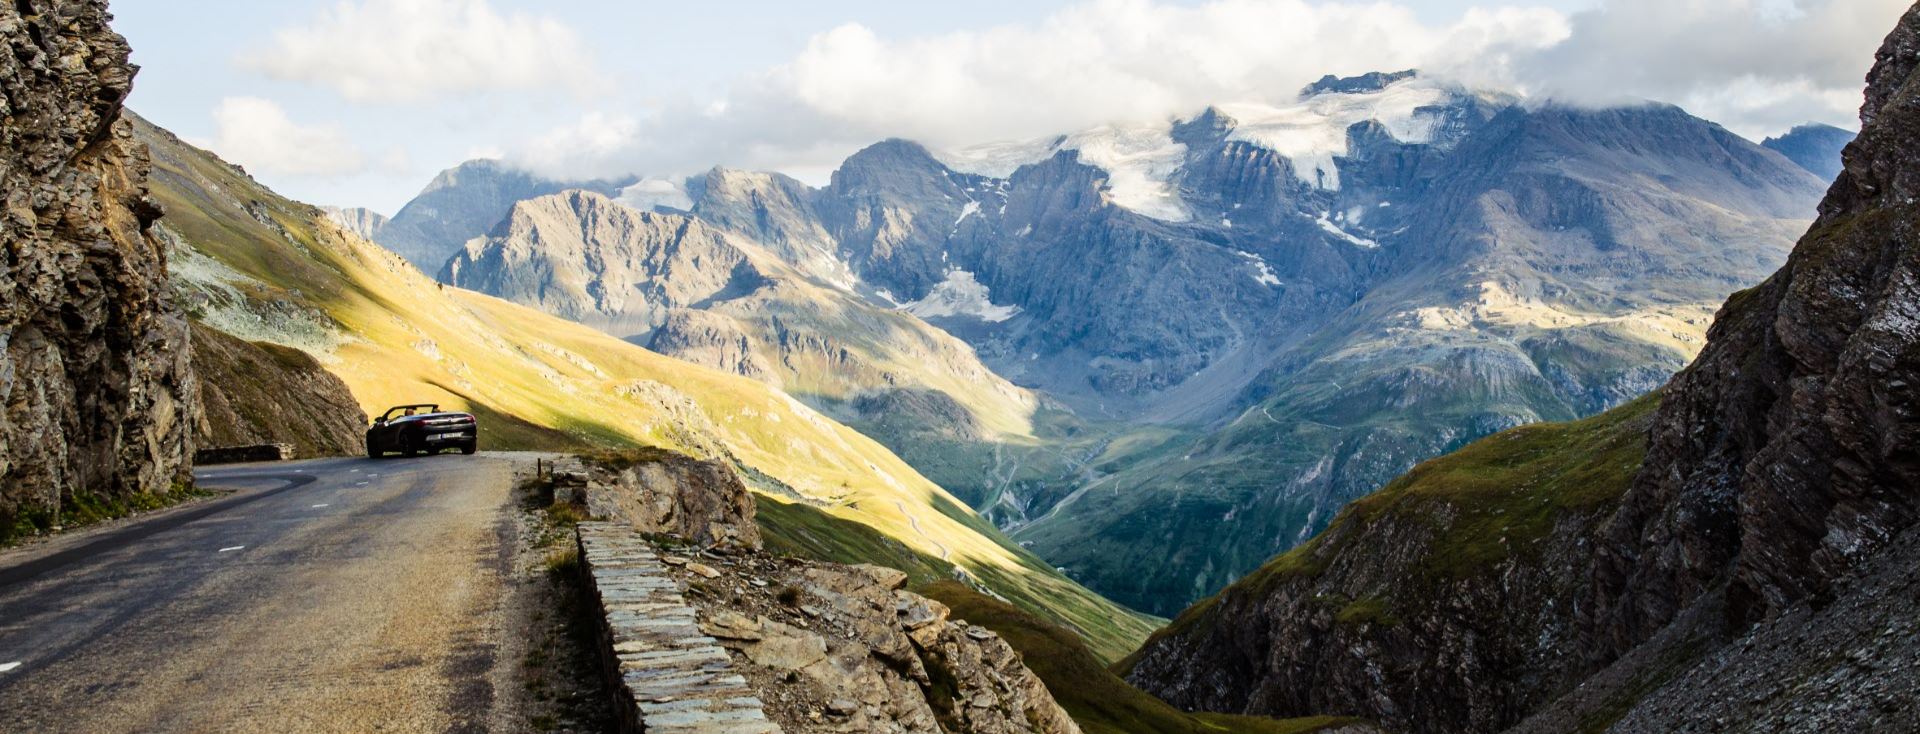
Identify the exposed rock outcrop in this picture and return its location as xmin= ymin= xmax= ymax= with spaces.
xmin=377 ymin=158 xmax=635 ymax=270
xmin=1 ymin=0 xmax=196 ymax=535
xmin=1587 ymin=0 xmax=1920 ymax=665
xmin=677 ymin=549 xmax=1081 ymax=733
xmin=189 ymin=322 xmax=365 ymax=458
xmin=441 ymin=190 xmax=753 ymax=339
xmin=572 ymin=442 xmax=1082 ymax=733
xmin=580 ymin=448 xmax=762 ymax=549
xmin=320 ymin=205 xmax=387 ymax=241
xmin=1126 ymin=8 xmax=1920 ymax=731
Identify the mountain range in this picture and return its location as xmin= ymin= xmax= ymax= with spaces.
xmin=356 ymin=70 xmax=1845 ymax=616
xmin=1125 ymin=7 xmax=1920 ymax=729
xmin=136 ymin=114 xmax=1155 ymax=662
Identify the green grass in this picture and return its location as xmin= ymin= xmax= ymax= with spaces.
xmin=1334 ymin=596 xmax=1399 ymax=628
xmin=577 ymin=445 xmax=688 ymax=471
xmin=920 ymin=580 xmax=1365 ymax=734
xmin=757 ymin=496 xmax=958 ymax=585
xmin=1341 ymin=390 xmax=1660 ymax=581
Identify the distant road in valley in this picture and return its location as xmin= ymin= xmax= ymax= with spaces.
xmin=0 ymin=455 xmax=521 ymax=732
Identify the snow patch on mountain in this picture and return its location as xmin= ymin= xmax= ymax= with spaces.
xmin=1235 ymin=251 xmax=1281 ymax=286
xmin=1216 ymin=77 xmax=1454 ymax=191
xmin=936 ymin=136 xmax=1062 ymax=178
xmin=1315 ymin=214 xmax=1380 ymax=249
xmin=1062 ymin=125 xmax=1191 ymax=222
xmin=939 ymin=126 xmax=1191 ymax=222
xmin=902 ymin=270 xmax=1022 ymax=322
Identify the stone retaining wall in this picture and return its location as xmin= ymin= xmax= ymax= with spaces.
xmin=575 ymin=521 xmax=781 ymax=734
xmin=192 ymin=443 xmax=295 ymax=465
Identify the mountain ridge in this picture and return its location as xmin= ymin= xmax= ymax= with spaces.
xmin=383 ymin=69 xmax=1829 ymax=615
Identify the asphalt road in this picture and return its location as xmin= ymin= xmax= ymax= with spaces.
xmin=0 ymin=453 xmax=520 ymax=733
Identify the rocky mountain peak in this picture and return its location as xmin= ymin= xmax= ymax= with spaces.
xmin=1300 ymin=69 xmax=1419 ymax=96
xmin=828 ymin=137 xmax=966 ymax=198
xmin=321 ymin=205 xmax=387 ymax=240
xmin=441 ymin=189 xmax=751 ymax=339
xmin=377 ymin=158 xmax=639 ymax=271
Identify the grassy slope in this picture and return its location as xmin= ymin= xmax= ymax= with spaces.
xmin=1128 ymin=391 xmax=1660 ymax=664
xmin=137 ymin=116 xmax=1157 ymax=662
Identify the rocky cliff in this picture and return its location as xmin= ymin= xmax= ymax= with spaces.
xmin=1 ymin=0 xmax=196 ymax=538
xmin=1125 ymin=7 xmax=1920 ymax=731
xmin=320 ymin=205 xmax=387 ymax=240
xmin=441 ymin=190 xmax=753 ymax=339
xmin=1586 ymin=0 xmax=1920 ymax=667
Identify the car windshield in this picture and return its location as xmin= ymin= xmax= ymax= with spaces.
xmin=382 ymin=405 xmax=439 ymax=421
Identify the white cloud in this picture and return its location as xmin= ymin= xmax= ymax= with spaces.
xmin=1510 ymin=0 xmax=1907 ymax=138
xmin=198 ymin=97 xmax=367 ymax=177
xmin=507 ymin=0 xmax=1903 ymax=182
xmin=510 ymin=0 xmax=1566 ymax=179
xmin=241 ymin=0 xmax=598 ymax=104
xmin=617 ymin=178 xmax=694 ymax=212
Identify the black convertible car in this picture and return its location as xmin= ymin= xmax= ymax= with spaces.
xmin=365 ymin=404 xmax=478 ymax=458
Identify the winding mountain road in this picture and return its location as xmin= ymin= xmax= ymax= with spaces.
xmin=0 ymin=454 xmax=522 ymax=733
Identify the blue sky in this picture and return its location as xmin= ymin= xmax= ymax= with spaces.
xmin=114 ymin=0 xmax=1888 ymax=215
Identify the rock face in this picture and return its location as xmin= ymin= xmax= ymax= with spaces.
xmin=1589 ymin=0 xmax=1920 ymax=661
xmin=1762 ymin=122 xmax=1856 ymax=182
xmin=572 ymin=442 xmax=1082 ymax=733
xmin=442 ymin=190 xmax=752 ymax=340
xmin=445 ymin=189 xmax=1045 ymax=503
xmin=1126 ymin=8 xmax=1920 ymax=732
xmin=375 ymin=158 xmax=635 ymax=270
xmin=581 ymin=448 xmax=762 ymax=549
xmin=320 ymin=205 xmax=386 ymax=240
xmin=189 ymin=322 xmax=365 ymax=458
xmin=677 ymin=548 xmax=1081 ymax=733
xmin=0 ymin=0 xmax=196 ymax=534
